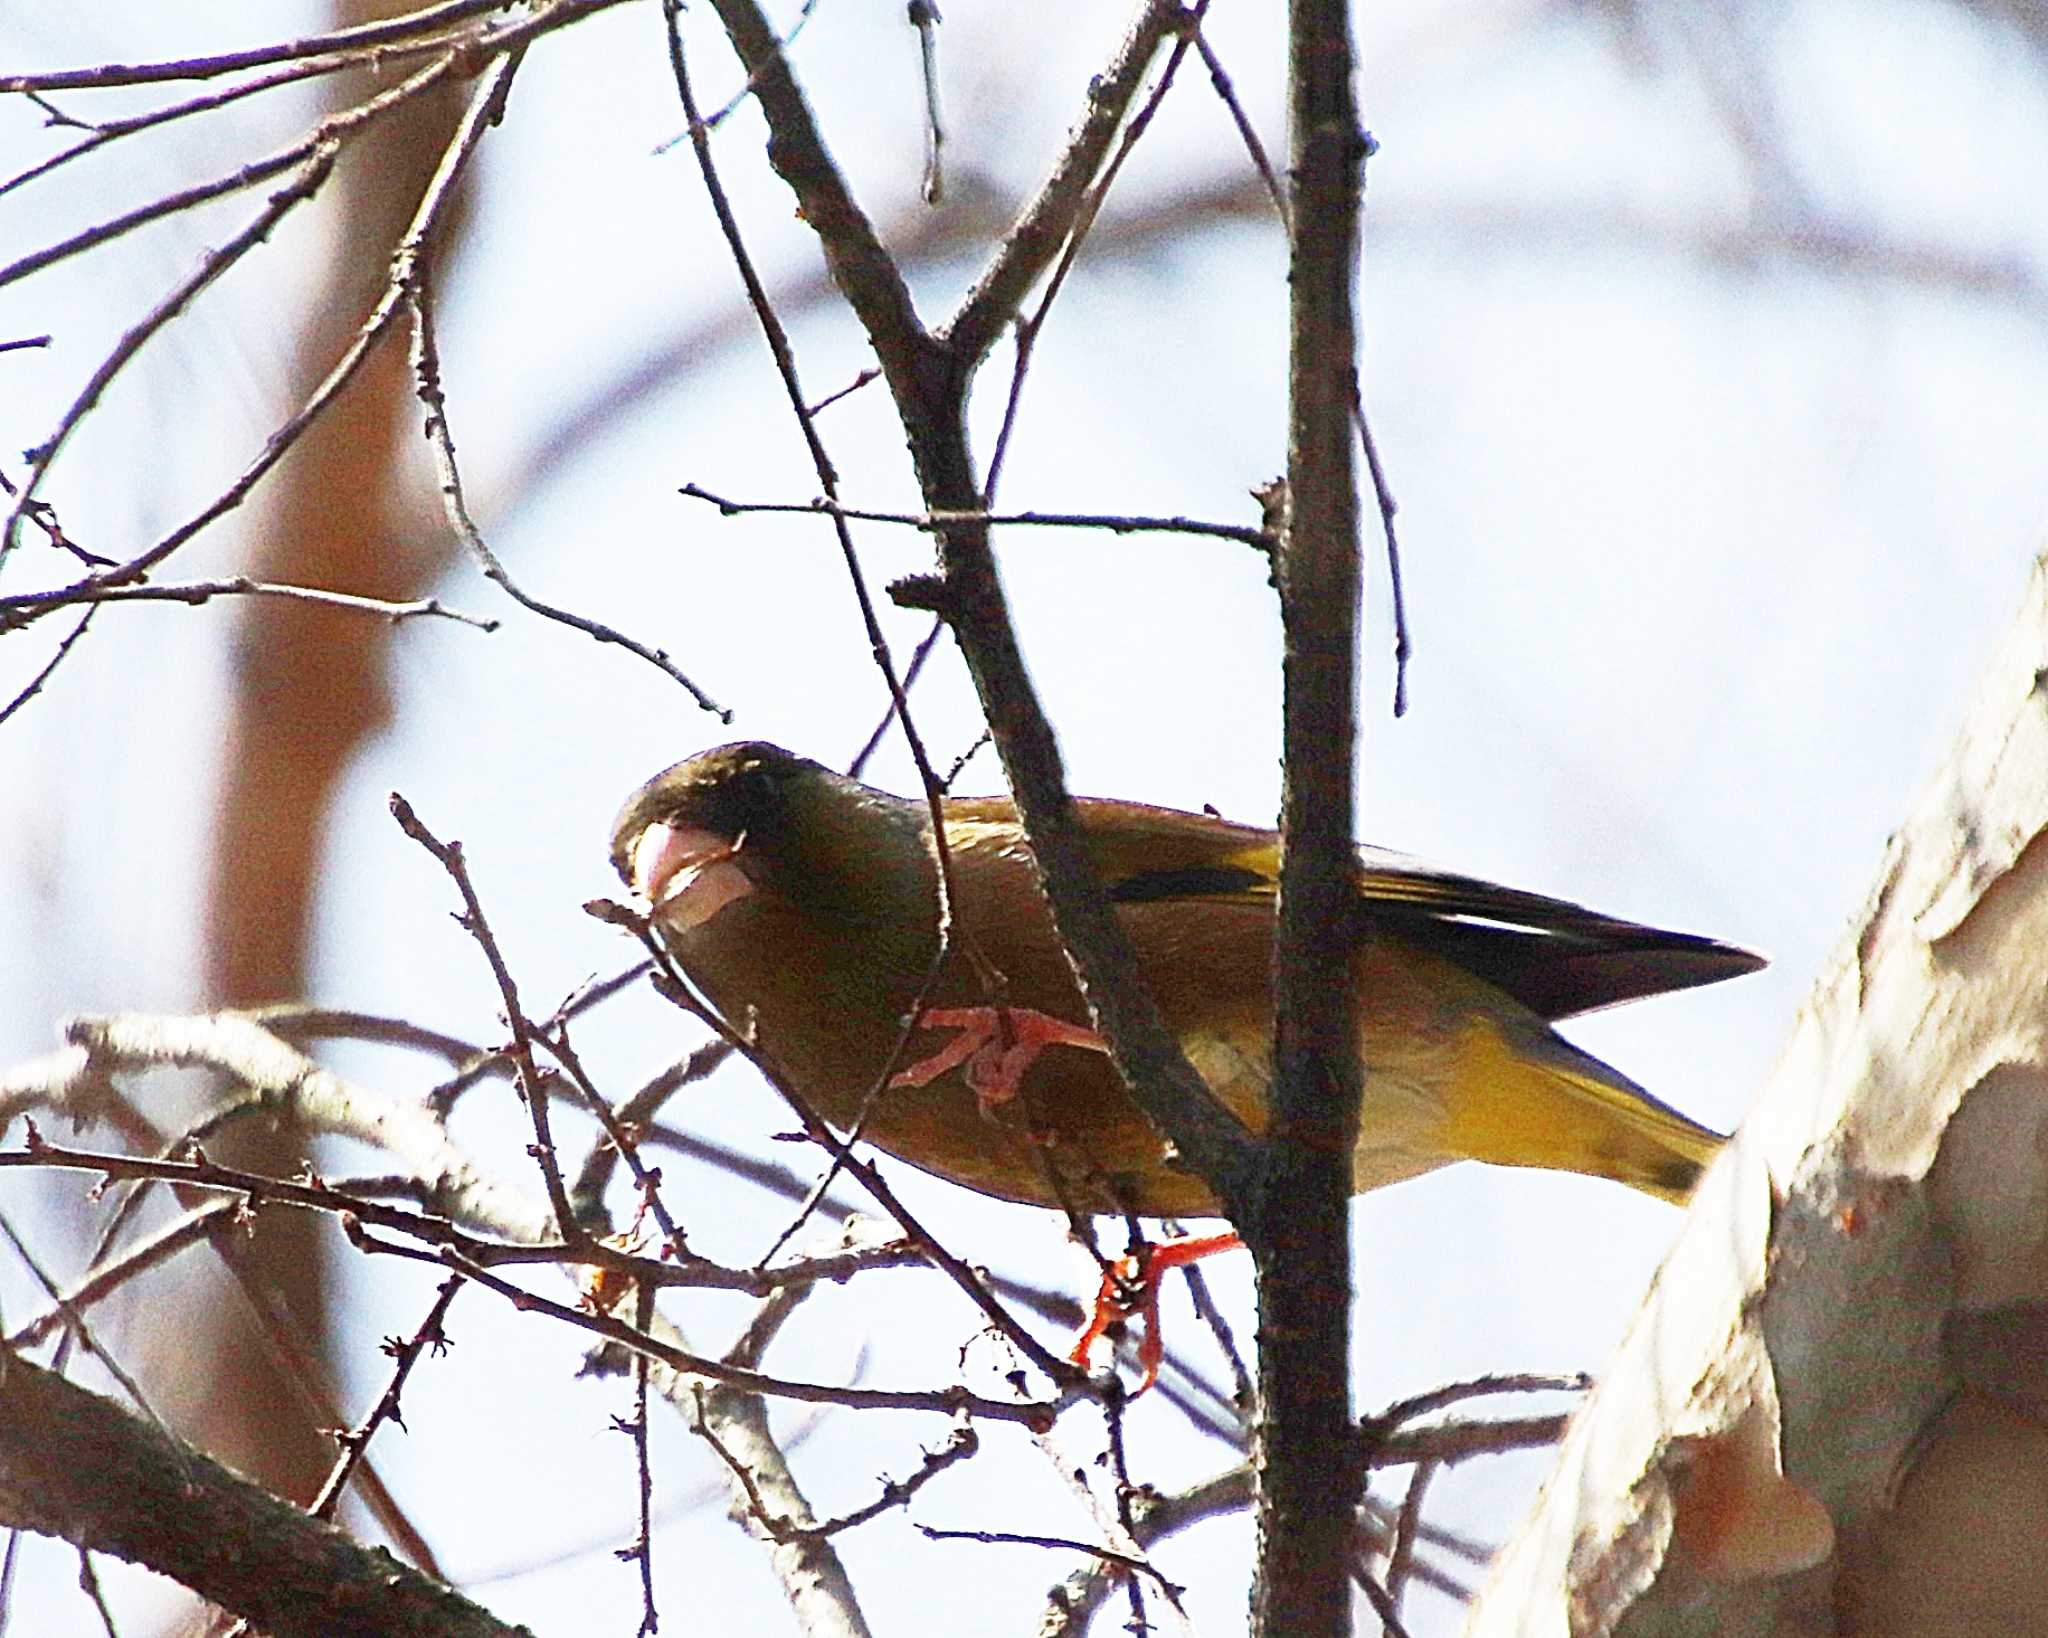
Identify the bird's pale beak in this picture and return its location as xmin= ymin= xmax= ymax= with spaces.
xmin=628 ymin=822 xmax=753 ymax=930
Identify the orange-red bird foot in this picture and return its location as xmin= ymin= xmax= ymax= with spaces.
xmin=891 ymin=1006 xmax=1106 ymax=1113
xmin=1070 ymin=1232 xmax=1244 ymax=1392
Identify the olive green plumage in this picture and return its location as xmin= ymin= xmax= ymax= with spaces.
xmin=611 ymin=741 xmax=1760 ymax=1218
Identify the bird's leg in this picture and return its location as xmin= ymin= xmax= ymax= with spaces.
xmin=1070 ymin=1230 xmax=1245 ymax=1392
xmin=891 ymin=1007 xmax=1107 ymax=1115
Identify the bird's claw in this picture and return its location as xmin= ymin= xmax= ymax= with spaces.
xmin=1068 ymin=1231 xmax=1244 ymax=1393
xmin=890 ymin=1006 xmax=1106 ymax=1114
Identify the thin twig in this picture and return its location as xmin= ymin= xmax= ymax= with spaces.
xmin=2 ymin=141 xmax=341 ymax=555
xmin=917 ymin=1523 xmax=1185 ymax=1599
xmin=1179 ymin=1256 xmax=1253 ymax=1409
xmin=1185 ymin=23 xmax=1410 ymax=720
xmin=0 ymin=1208 xmax=167 ymax=1438
xmin=1352 ymin=373 xmax=1411 ymax=717
xmin=568 ymin=1037 xmax=730 ymax=1214
xmin=1381 ymin=1459 xmax=1438 ymax=1632
xmin=5 ymin=1200 xmax=239 ymax=1349
xmin=1369 ymin=1413 xmax=1572 ymax=1470
xmin=657 ymin=0 xmax=828 ymax=145
xmin=908 ymin=0 xmax=945 ymax=204
xmin=598 ymin=906 xmax=1085 ymax=1388
xmin=1192 ymin=25 xmax=1285 ymax=215
xmin=1354 ymin=1568 xmax=1416 ymax=1638
xmin=3 ymin=143 xmax=305 ymax=292
xmin=307 ymin=1275 xmax=464 ymax=1520
xmin=407 ymin=267 xmax=731 ymax=719
xmin=424 ymin=961 xmax=654 ymax=1116
xmin=537 ymin=1022 xmax=689 ymax=1256
xmin=1 ymin=574 xmax=499 ymax=632
xmin=5 ymin=1175 xmax=444 ymax=1351
xmin=980 ymin=0 xmax=1210 ymax=500
xmin=389 ymin=1224 xmax=1057 ymax=1424
xmin=1038 ymin=1467 xmax=1248 ymax=1636
xmin=389 ymin=793 xmax=582 ymax=1243
xmin=678 ymin=482 xmax=1273 ymax=549
xmin=941 ymin=0 xmax=1193 ymax=367
xmin=847 ymin=614 xmax=947 ymax=779
xmin=0 ymin=607 xmax=94 ymax=728
xmin=0 ymin=3 xmax=581 ymax=580
xmin=805 ymin=365 xmax=880 ymax=418
xmin=249 ymin=1005 xmax=497 ymax=1067
xmin=1362 ymin=1370 xmax=1590 ymax=1439
xmin=0 ymin=0 xmax=524 ymax=92
xmin=619 ymin=1284 xmax=658 ymax=1636
xmin=0 ymin=38 xmax=468 ymax=203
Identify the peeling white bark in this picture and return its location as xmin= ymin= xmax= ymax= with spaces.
xmin=1468 ymin=550 xmax=2048 ymax=1636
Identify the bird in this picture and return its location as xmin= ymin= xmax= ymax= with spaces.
xmin=610 ymin=740 xmax=1760 ymax=1379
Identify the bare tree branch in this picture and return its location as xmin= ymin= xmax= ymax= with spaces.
xmin=0 ymin=1350 xmax=530 ymax=1638
xmin=0 ymin=0 xmax=523 ymax=92
xmin=1251 ymin=0 xmax=1368 ymax=1628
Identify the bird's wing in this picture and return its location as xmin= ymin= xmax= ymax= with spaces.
xmin=943 ymin=796 xmax=1761 ymax=1020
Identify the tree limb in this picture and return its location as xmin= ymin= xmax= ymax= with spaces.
xmin=0 ymin=1348 xmax=529 ymax=1638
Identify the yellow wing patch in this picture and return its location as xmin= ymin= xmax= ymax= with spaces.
xmin=1428 ymin=1016 xmax=1720 ymax=1204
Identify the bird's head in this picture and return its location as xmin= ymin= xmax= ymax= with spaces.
xmin=611 ymin=741 xmax=929 ymax=931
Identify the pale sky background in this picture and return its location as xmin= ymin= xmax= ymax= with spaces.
xmin=3 ymin=0 xmax=2046 ymax=1633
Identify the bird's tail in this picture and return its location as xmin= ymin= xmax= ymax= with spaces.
xmin=1433 ymin=1014 xmax=1724 ymax=1204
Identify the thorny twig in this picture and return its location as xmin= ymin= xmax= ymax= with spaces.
xmin=307 ymin=1275 xmax=464 ymax=1521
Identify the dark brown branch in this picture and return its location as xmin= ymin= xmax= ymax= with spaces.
xmin=0 ymin=1350 xmax=529 ymax=1638
xmin=926 ymin=519 xmax=1265 ymax=1225
xmin=690 ymin=0 xmax=1262 ymax=1219
xmin=1251 ymin=0 xmax=1369 ymax=1631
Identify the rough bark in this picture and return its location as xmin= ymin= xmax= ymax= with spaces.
xmin=1469 ymin=549 xmax=2048 ymax=1636
xmin=0 ymin=1347 xmax=528 ymax=1638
